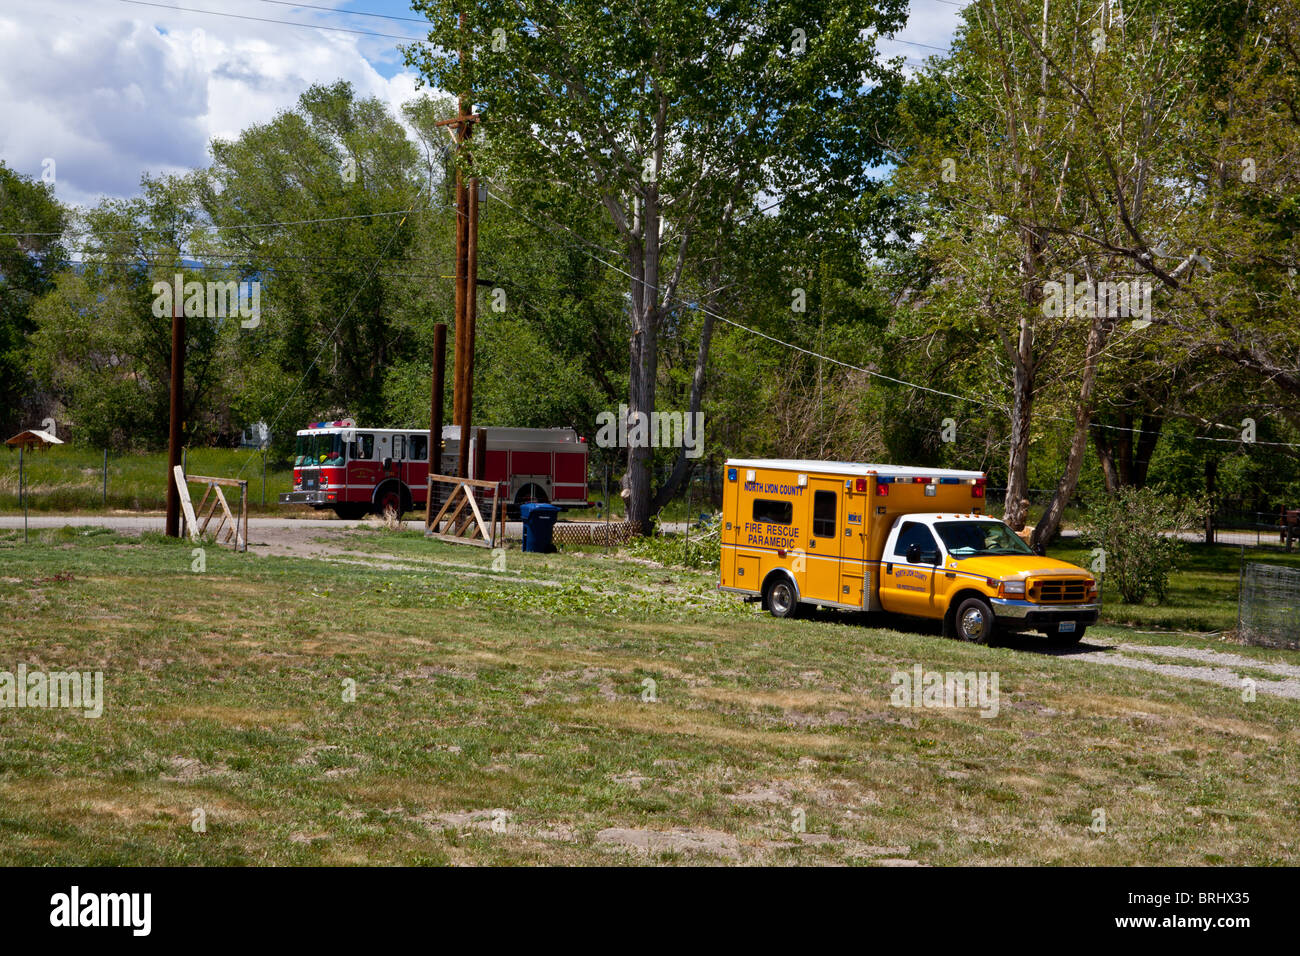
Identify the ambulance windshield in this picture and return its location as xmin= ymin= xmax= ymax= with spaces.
xmin=935 ymin=521 xmax=1033 ymax=558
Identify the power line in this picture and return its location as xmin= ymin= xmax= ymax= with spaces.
xmin=52 ymin=258 xmax=457 ymax=282
xmin=117 ymin=0 xmax=426 ymax=43
xmin=257 ymin=1 xmax=433 ymax=26
xmin=886 ymin=37 xmax=951 ymax=53
xmin=233 ymin=194 xmax=428 ymax=478
xmin=0 ymin=207 xmax=422 ymax=238
xmin=485 ymin=186 xmax=1300 ymax=451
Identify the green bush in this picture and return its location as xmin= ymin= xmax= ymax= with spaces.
xmin=628 ymin=514 xmax=722 ymax=570
xmin=1078 ymin=487 xmax=1204 ymax=604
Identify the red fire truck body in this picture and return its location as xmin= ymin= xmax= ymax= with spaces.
xmin=280 ymin=420 xmax=591 ymax=519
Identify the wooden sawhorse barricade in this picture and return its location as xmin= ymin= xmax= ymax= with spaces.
xmin=424 ymin=473 xmax=506 ymax=548
xmin=172 ymin=466 xmax=249 ymax=552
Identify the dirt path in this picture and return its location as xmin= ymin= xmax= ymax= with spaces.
xmin=1060 ymin=639 xmax=1300 ymax=699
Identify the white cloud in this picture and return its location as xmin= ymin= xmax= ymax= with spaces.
xmin=0 ymin=0 xmax=434 ymax=209
xmin=0 ymin=0 xmax=967 ymax=210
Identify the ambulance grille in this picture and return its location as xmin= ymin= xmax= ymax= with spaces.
xmin=1033 ymin=578 xmax=1088 ymax=604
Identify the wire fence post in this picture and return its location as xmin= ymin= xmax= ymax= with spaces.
xmin=20 ymin=444 xmax=27 ymax=544
xmin=102 ymin=447 xmax=108 ymax=508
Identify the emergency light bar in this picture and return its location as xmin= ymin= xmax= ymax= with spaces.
xmin=308 ymin=419 xmax=355 ymax=429
xmin=868 ymin=474 xmax=987 ymax=497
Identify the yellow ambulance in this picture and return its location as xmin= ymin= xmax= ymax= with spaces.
xmin=719 ymin=459 xmax=1100 ymax=644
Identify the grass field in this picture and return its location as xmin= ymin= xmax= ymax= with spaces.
xmin=0 ymin=446 xmax=296 ymax=514
xmin=1 ymin=524 xmax=1297 ymax=866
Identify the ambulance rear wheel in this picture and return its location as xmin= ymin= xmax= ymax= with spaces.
xmin=953 ymin=597 xmax=996 ymax=644
xmin=764 ymin=578 xmax=800 ymax=619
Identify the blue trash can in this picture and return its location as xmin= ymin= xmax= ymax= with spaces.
xmin=520 ymin=502 xmax=560 ymax=553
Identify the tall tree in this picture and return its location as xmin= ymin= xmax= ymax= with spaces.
xmin=0 ymin=162 xmax=67 ymax=436
xmin=405 ymin=0 xmax=906 ymax=530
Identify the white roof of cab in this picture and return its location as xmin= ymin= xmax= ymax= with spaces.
xmin=726 ymin=459 xmax=984 ymax=480
xmin=904 ymin=512 xmax=1001 ymax=522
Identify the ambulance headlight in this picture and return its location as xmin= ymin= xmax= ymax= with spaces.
xmin=1000 ymin=579 xmax=1026 ymax=596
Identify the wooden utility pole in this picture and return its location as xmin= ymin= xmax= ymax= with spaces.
xmin=437 ymin=13 xmax=482 ymax=481
xmin=164 ymin=285 xmax=185 ymax=538
xmin=426 ymin=321 xmax=447 ymax=529
xmin=462 ymin=173 xmax=480 ymax=478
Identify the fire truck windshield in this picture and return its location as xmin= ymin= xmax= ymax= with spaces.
xmin=294 ymin=433 xmax=344 ymax=467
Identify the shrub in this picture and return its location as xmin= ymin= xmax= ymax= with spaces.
xmin=1078 ymin=487 xmax=1203 ymax=604
xmin=627 ymin=513 xmax=722 ymax=570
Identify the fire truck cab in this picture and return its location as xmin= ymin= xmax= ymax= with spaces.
xmin=280 ymin=420 xmax=591 ymax=519
xmin=719 ymin=459 xmax=1100 ymax=644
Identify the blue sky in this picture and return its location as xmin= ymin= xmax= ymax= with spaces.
xmin=0 ymin=0 xmax=964 ymax=209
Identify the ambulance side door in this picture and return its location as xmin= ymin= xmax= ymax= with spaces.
xmin=840 ymin=486 xmax=868 ymax=608
xmin=801 ymin=480 xmax=841 ymax=603
xmin=878 ymin=520 xmax=940 ymax=618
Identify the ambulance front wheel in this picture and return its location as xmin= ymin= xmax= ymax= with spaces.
xmin=953 ymin=596 xmax=996 ymax=644
xmin=764 ymin=577 xmax=800 ymax=619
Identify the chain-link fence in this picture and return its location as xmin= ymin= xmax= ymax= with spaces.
xmin=1237 ymin=562 xmax=1300 ymax=649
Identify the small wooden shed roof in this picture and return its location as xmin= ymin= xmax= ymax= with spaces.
xmin=5 ymin=430 xmax=65 ymax=450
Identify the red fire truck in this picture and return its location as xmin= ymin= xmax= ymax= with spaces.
xmin=280 ymin=420 xmax=592 ymax=519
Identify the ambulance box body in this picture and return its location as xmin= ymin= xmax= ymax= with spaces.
xmin=719 ymin=459 xmax=1099 ymax=644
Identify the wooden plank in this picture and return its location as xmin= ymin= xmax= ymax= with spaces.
xmin=461 ymin=489 xmax=490 ymax=542
xmin=199 ymin=492 xmax=222 ymax=536
xmin=425 ymin=476 xmax=500 ymax=546
xmin=439 ymin=490 xmax=471 ymax=533
xmin=172 ymin=466 xmax=199 ymax=542
xmin=183 ymin=474 xmax=246 ymax=488
xmin=428 ymin=532 xmax=491 ymax=548
xmin=194 ymin=485 xmax=213 ymax=525
xmin=214 ymin=486 xmax=236 ymax=544
xmin=197 ymin=486 xmax=217 ymax=532
xmin=427 ymin=472 xmax=500 ymax=490
xmin=428 ymin=480 xmax=461 ymax=528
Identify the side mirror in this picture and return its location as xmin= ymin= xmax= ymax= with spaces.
xmin=906 ymin=544 xmax=922 ymax=563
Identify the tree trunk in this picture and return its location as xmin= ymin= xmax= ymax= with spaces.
xmin=1115 ymin=409 xmax=1133 ymax=486
xmin=1003 ymin=336 xmax=1034 ymax=530
xmin=1094 ymin=430 xmax=1119 ymax=493
xmin=651 ymin=287 xmax=717 ymax=514
xmin=1032 ymin=312 xmax=1109 ymax=551
xmin=1131 ymin=412 xmax=1163 ymax=488
xmin=624 ymin=246 xmax=658 ymax=534
xmin=1204 ymin=457 xmax=1217 ymax=545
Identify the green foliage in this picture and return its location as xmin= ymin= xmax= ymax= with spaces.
xmin=27 ymin=172 xmax=236 ymax=450
xmin=0 ymin=162 xmax=67 ymax=435
xmin=1079 ymin=488 xmax=1205 ymax=604
xmin=627 ymin=515 xmax=721 ymax=570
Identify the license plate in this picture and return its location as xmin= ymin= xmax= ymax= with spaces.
xmin=1059 ymin=621 xmax=1077 ymax=633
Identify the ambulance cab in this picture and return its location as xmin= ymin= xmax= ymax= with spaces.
xmin=719 ymin=459 xmax=1100 ymax=644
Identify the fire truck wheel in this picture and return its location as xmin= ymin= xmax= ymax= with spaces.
xmin=514 ymin=485 xmax=549 ymax=506
xmin=376 ymin=488 xmax=405 ymax=520
xmin=953 ymin=596 xmax=996 ymax=644
xmin=764 ymin=577 xmax=800 ymax=619
xmin=332 ymin=504 xmax=368 ymax=520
